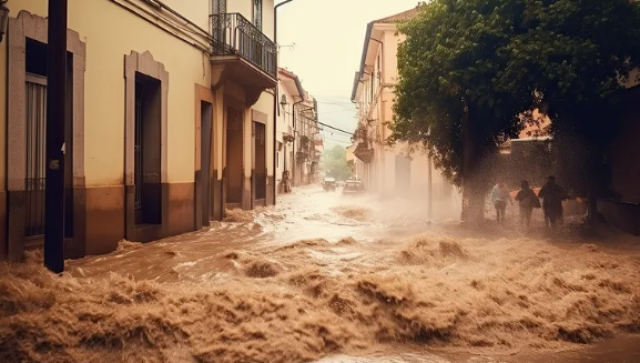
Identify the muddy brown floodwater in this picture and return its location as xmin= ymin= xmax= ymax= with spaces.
xmin=1 ymin=186 xmax=640 ymax=363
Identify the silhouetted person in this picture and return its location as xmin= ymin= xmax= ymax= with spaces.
xmin=490 ymin=182 xmax=512 ymax=223
xmin=538 ymin=176 xmax=568 ymax=228
xmin=515 ymin=180 xmax=540 ymax=228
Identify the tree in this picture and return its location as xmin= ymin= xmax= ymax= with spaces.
xmin=390 ymin=0 xmax=534 ymax=223
xmin=323 ymin=145 xmax=352 ymax=181
xmin=497 ymin=0 xmax=640 ymax=225
xmin=391 ymin=0 xmax=640 ymax=225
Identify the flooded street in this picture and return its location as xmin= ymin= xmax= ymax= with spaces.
xmin=2 ymin=186 xmax=640 ymax=363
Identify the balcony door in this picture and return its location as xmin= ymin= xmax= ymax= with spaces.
xmin=212 ymin=0 xmax=227 ymax=51
xmin=253 ymin=0 xmax=263 ymax=31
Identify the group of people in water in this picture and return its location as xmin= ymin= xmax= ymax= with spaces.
xmin=490 ymin=176 xmax=569 ymax=228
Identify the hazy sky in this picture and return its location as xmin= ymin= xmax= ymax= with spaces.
xmin=276 ymin=0 xmax=420 ymax=149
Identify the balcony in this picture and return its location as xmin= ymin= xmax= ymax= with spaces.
xmin=210 ymin=12 xmax=277 ymax=103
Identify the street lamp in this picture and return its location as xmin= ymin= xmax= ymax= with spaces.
xmin=280 ymin=94 xmax=288 ymax=111
xmin=0 ymin=1 xmax=10 ymax=43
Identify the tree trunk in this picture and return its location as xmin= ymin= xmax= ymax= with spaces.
xmin=586 ymin=149 xmax=601 ymax=228
xmin=460 ymin=103 xmax=486 ymax=226
xmin=587 ymin=181 xmax=598 ymax=227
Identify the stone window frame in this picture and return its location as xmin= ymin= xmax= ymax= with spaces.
xmin=6 ymin=11 xmax=86 ymax=260
xmin=123 ymin=51 xmax=169 ymax=241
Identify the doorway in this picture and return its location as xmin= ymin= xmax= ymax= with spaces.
xmin=254 ymin=122 xmax=266 ymax=203
xmin=200 ymin=101 xmax=213 ymax=226
xmin=133 ymin=72 xmax=162 ymax=225
xmin=395 ymin=154 xmax=411 ymax=197
xmin=226 ymin=107 xmax=244 ymax=206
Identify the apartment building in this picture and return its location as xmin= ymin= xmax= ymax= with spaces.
xmin=276 ymin=68 xmax=319 ymax=190
xmin=0 ymin=0 xmax=276 ymax=261
xmin=276 ymin=68 xmax=302 ymax=192
xmin=351 ymin=4 xmax=454 ymax=203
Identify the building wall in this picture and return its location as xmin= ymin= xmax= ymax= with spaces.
xmin=352 ymin=21 xmax=456 ymax=207
xmin=2 ymin=0 xmax=210 ymax=185
xmin=382 ymin=29 xmax=404 ymax=84
xmin=0 ymin=0 xmax=276 ymax=259
xmin=276 ymin=79 xmax=293 ymax=188
xmin=275 ymin=73 xmax=299 ymax=191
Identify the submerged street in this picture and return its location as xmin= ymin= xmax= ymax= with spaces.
xmin=1 ymin=186 xmax=640 ymax=363
xmin=3 ymin=0 xmax=640 ymax=362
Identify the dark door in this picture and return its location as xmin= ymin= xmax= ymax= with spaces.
xmin=226 ymin=107 xmax=243 ymax=205
xmin=254 ymin=122 xmax=266 ymax=201
xmin=200 ymin=101 xmax=213 ymax=226
xmin=134 ymin=80 xmax=144 ymax=223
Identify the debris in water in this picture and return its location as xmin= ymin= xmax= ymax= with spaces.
xmin=244 ymin=259 xmax=283 ymax=278
xmin=1 ymin=220 xmax=640 ymax=363
xmin=224 ymin=209 xmax=255 ymax=223
xmin=117 ymin=240 xmax=143 ymax=251
xmin=332 ymin=206 xmax=371 ymax=221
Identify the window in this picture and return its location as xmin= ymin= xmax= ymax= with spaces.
xmin=253 ymin=0 xmax=263 ymax=30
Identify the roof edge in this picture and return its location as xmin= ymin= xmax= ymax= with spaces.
xmin=352 ymin=4 xmax=424 ymax=102
xmin=278 ymin=67 xmax=305 ymax=98
xmin=352 ymin=22 xmax=374 ymax=101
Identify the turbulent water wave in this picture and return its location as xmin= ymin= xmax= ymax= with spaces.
xmin=1 ymin=231 xmax=639 ymax=363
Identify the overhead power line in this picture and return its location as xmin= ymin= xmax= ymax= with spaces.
xmin=317 ymin=120 xmax=354 ymax=136
xmin=323 ymin=137 xmax=352 ymax=144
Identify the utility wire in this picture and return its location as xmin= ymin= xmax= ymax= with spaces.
xmin=318 ymin=128 xmax=352 ymax=139
xmin=323 ymin=137 xmax=353 ymax=144
xmin=317 ymin=121 xmax=354 ymax=136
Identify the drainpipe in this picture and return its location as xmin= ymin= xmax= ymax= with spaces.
xmin=292 ymin=99 xmax=305 ymax=186
xmin=283 ymin=107 xmax=287 ymax=174
xmin=274 ymin=0 xmax=298 ymax=201
xmin=369 ymin=37 xmax=384 ymax=197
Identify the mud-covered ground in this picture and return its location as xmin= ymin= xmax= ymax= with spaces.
xmin=1 ymin=186 xmax=640 ymax=363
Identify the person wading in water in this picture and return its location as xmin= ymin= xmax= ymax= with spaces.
xmin=490 ymin=182 xmax=512 ymax=223
xmin=538 ymin=175 xmax=569 ymax=229
xmin=515 ymin=180 xmax=541 ymax=228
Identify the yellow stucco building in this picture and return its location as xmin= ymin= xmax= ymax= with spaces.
xmin=351 ymin=4 xmax=457 ymax=207
xmin=0 ymin=0 xmax=277 ymax=261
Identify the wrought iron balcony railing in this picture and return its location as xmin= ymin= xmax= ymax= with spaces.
xmin=211 ymin=12 xmax=277 ymax=78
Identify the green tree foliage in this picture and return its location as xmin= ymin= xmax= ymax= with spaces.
xmin=391 ymin=0 xmax=640 ymax=222
xmin=323 ymin=145 xmax=353 ymax=181
xmin=499 ymin=0 xmax=640 ymax=212
xmin=391 ymin=0 xmax=534 ymax=186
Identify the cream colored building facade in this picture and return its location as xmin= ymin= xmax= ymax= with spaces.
xmin=351 ymin=5 xmax=455 ymax=204
xmin=0 ymin=0 xmax=276 ymax=261
xmin=275 ymin=68 xmax=302 ymax=192
xmin=276 ymin=68 xmax=319 ymax=190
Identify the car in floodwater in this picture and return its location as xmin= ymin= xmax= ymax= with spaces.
xmin=323 ymin=177 xmax=337 ymax=192
xmin=342 ymin=180 xmax=365 ymax=195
